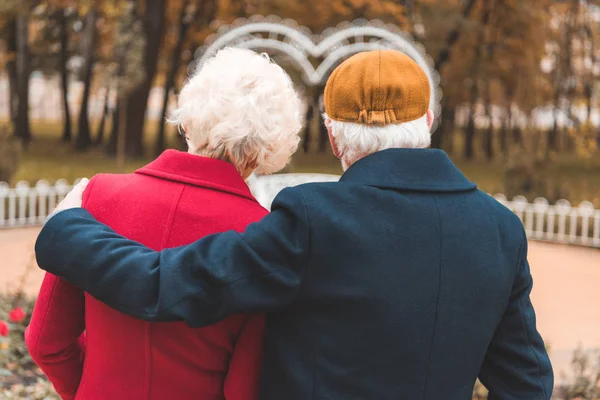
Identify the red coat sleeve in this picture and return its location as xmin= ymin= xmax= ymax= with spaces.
xmin=25 ymin=273 xmax=86 ymax=400
xmin=223 ymin=315 xmax=266 ymax=400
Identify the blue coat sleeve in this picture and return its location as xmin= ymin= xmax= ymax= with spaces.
xmin=35 ymin=187 xmax=309 ymax=328
xmin=478 ymin=231 xmax=554 ymax=399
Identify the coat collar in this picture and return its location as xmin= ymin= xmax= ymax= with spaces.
xmin=339 ymin=148 xmax=477 ymax=193
xmin=135 ymin=150 xmax=256 ymax=201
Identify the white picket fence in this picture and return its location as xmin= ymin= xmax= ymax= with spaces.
xmin=0 ymin=179 xmax=76 ymax=228
xmin=1 ymin=175 xmax=599 ymax=249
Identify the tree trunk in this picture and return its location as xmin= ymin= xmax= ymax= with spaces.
xmin=582 ymin=21 xmax=594 ymax=126
xmin=117 ymin=97 xmax=128 ymax=171
xmin=6 ymin=19 xmax=18 ymax=128
xmin=430 ymin=0 xmax=477 ymax=148
xmin=75 ymin=10 xmax=97 ymax=151
xmin=430 ymin=110 xmax=443 ymax=149
xmin=445 ymin=118 xmax=456 ymax=154
xmin=155 ymin=0 xmax=218 ymax=156
xmin=584 ymin=82 xmax=593 ymax=124
xmin=156 ymin=1 xmax=190 ymax=157
xmin=155 ymin=86 xmax=173 ymax=156
xmin=501 ymin=83 xmax=517 ymax=158
xmin=483 ymin=117 xmax=494 ymax=161
xmin=548 ymin=0 xmax=577 ymax=155
xmin=548 ymin=64 xmax=562 ymax=154
xmin=463 ymin=0 xmax=492 ymax=160
xmin=438 ymin=105 xmax=456 ymax=153
xmin=501 ymin=108 xmax=509 ymax=157
xmin=105 ymin=0 xmax=133 ymax=157
xmin=464 ymin=60 xmax=481 ymax=160
xmin=434 ymin=0 xmax=478 ymax=72
xmin=483 ymin=123 xmax=493 ymax=160
xmin=318 ymin=116 xmax=329 ymax=153
xmin=512 ymin=123 xmax=523 ymax=145
xmin=302 ymin=101 xmax=313 ymax=153
xmin=122 ymin=0 xmax=166 ymax=158
xmin=316 ymin=88 xmax=328 ymax=152
xmin=482 ymin=1 xmax=497 ymax=161
xmin=483 ymin=82 xmax=494 ymax=161
xmin=548 ymin=106 xmax=560 ymax=154
xmin=464 ymin=103 xmax=477 ymax=160
xmin=95 ymin=87 xmax=110 ymax=145
xmin=15 ymin=14 xmax=31 ymax=148
xmin=106 ymin=100 xmax=119 ymax=155
xmin=58 ymin=10 xmax=72 ymax=142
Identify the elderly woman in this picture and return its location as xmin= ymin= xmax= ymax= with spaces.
xmin=25 ymin=48 xmax=301 ymax=400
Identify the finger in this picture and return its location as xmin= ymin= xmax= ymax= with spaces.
xmin=73 ymin=178 xmax=90 ymax=191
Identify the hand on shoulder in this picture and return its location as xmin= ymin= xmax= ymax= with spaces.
xmin=47 ymin=178 xmax=89 ymax=221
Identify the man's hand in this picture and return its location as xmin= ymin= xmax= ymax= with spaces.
xmin=48 ymin=179 xmax=89 ymax=221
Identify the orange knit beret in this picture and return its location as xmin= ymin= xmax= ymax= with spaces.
xmin=324 ymin=49 xmax=431 ymax=125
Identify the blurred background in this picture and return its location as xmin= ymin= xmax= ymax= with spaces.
xmin=0 ymin=0 xmax=599 ymax=398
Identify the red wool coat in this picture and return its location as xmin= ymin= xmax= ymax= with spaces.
xmin=26 ymin=150 xmax=268 ymax=400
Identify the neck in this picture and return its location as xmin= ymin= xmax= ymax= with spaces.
xmin=187 ymin=148 xmax=255 ymax=179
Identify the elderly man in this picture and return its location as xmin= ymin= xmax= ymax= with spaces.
xmin=35 ymin=50 xmax=553 ymax=399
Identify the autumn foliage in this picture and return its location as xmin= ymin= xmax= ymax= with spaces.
xmin=0 ymin=0 xmax=598 ymax=161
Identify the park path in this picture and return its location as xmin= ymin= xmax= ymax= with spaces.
xmin=1 ymin=227 xmax=599 ymax=380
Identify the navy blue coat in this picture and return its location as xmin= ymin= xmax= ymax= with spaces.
xmin=35 ymin=149 xmax=553 ymax=400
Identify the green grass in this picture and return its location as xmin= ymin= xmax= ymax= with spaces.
xmin=10 ymin=120 xmax=600 ymax=207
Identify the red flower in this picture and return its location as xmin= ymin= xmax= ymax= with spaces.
xmin=0 ymin=320 xmax=8 ymax=336
xmin=9 ymin=307 xmax=26 ymax=323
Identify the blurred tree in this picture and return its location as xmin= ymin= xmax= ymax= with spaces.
xmin=547 ymin=0 xmax=578 ymax=153
xmin=87 ymin=1 xmax=131 ymax=148
xmin=0 ymin=124 xmax=21 ymax=183
xmin=481 ymin=2 xmax=499 ymax=161
xmin=15 ymin=5 xmax=33 ymax=148
xmin=416 ymin=0 xmax=477 ymax=149
xmin=545 ymin=0 xmax=599 ymax=158
xmin=94 ymin=86 xmax=110 ymax=145
xmin=56 ymin=7 xmax=72 ymax=142
xmin=420 ymin=0 xmax=553 ymax=158
xmin=75 ymin=6 xmax=98 ymax=150
xmin=155 ymin=0 xmax=217 ymax=157
xmin=3 ymin=19 xmax=18 ymax=127
xmin=0 ymin=0 xmax=596 ymax=164
xmin=251 ymin=0 xmax=406 ymax=32
xmin=34 ymin=1 xmax=78 ymax=142
xmin=251 ymin=0 xmax=408 ymax=152
xmin=553 ymin=347 xmax=600 ymax=399
xmin=176 ymin=0 xmax=408 ymax=155
xmin=105 ymin=0 xmax=147 ymax=160
xmin=463 ymin=0 xmax=492 ymax=160
xmin=424 ymin=0 xmax=477 ymax=73
xmin=0 ymin=2 xmax=21 ymax=136
xmin=489 ymin=1 xmax=551 ymax=158
xmin=118 ymin=0 xmax=166 ymax=158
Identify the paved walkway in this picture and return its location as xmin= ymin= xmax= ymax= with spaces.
xmin=0 ymin=227 xmax=43 ymax=295
xmin=1 ymin=227 xmax=599 ymax=379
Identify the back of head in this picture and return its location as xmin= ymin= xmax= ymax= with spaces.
xmin=169 ymin=48 xmax=302 ymax=175
xmin=323 ymin=50 xmax=433 ymax=170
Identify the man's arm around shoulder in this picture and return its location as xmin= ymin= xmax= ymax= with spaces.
xmin=35 ymin=187 xmax=310 ymax=328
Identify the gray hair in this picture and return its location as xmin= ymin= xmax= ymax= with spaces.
xmin=323 ymin=113 xmax=431 ymax=170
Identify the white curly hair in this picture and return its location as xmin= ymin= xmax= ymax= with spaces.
xmin=323 ymin=113 xmax=432 ymax=170
xmin=169 ymin=48 xmax=302 ymax=175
